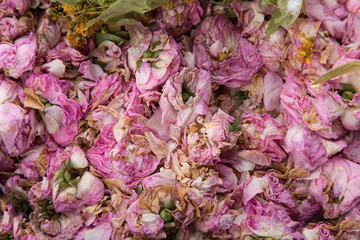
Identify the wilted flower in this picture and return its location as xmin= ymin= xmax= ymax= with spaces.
xmin=170 ymin=149 xmax=223 ymax=197
xmin=86 ymin=115 xmax=166 ymax=188
xmin=182 ymin=109 xmax=236 ymax=165
xmin=241 ymin=198 xmax=303 ymax=239
xmin=142 ymin=168 xmax=176 ymax=189
xmin=0 ymin=103 xmax=39 ymax=157
xmin=127 ymin=23 xmax=180 ymax=93
xmin=287 ymin=179 xmax=321 ymax=221
xmin=37 ymin=16 xmax=62 ymax=54
xmin=90 ymin=40 xmax=124 ymax=73
xmin=234 ymin=113 xmax=286 ymax=168
xmin=0 ymin=76 xmax=21 ymax=104
xmin=304 ymin=0 xmax=360 ymax=44
xmin=125 ymin=185 xmax=176 ymax=239
xmin=48 ymin=146 xmax=104 ymax=214
xmin=280 ymin=72 xmax=336 ymax=131
xmin=78 ymin=60 xmax=105 ymax=82
xmin=28 ymin=173 xmax=84 ymax=239
xmin=193 ymin=15 xmax=263 ymax=88
xmin=157 ymin=0 xmax=203 ymax=38
xmin=0 ymin=0 xmax=33 ymax=17
xmin=243 ymin=171 xmax=295 ymax=208
xmin=0 ymin=33 xmax=37 ymax=79
xmin=308 ymin=156 xmax=360 ymax=219
xmin=302 ymin=223 xmax=336 ymax=240
xmin=159 ymin=67 xmax=212 ymax=132
xmin=0 ymin=15 xmax=32 ymax=41
xmin=26 ymin=73 xmax=83 ymax=146
xmin=73 ymin=213 xmax=115 ymax=240
xmin=90 ymin=73 xmax=123 ymax=109
xmin=282 ymin=124 xmax=346 ymax=170
xmin=46 ymin=41 xmax=87 ymax=63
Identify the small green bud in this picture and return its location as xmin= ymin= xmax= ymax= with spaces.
xmin=44 ymin=102 xmax=53 ymax=109
xmin=46 ymin=204 xmax=55 ymax=216
xmin=159 ymin=209 xmax=173 ymax=223
xmin=342 ymin=91 xmax=354 ymax=100
xmin=64 ymin=171 xmax=71 ymax=183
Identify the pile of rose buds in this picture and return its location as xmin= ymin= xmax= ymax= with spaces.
xmin=1 ymin=0 xmax=360 ymax=239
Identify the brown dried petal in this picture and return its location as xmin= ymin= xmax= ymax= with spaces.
xmin=36 ymin=154 xmax=49 ymax=177
xmin=288 ymin=168 xmax=310 ymax=179
xmin=24 ymin=88 xmax=44 ymax=111
xmin=145 ymin=132 xmax=167 ymax=159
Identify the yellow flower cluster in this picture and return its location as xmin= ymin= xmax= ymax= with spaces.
xmin=67 ymin=18 xmax=102 ymax=48
xmin=297 ymin=37 xmax=314 ymax=64
xmin=62 ymin=4 xmax=78 ymax=15
xmin=52 ymin=3 xmax=103 ymax=49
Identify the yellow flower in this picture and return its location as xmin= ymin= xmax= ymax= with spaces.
xmin=67 ymin=32 xmax=87 ymax=49
xmin=62 ymin=4 xmax=78 ymax=15
xmin=218 ymin=52 xmax=228 ymax=62
xmin=297 ymin=38 xmax=314 ymax=64
xmin=74 ymin=20 xmax=87 ymax=36
xmin=323 ymin=30 xmax=329 ymax=38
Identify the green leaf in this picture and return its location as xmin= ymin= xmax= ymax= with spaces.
xmin=312 ymin=62 xmax=360 ymax=85
xmin=101 ymin=10 xmax=143 ymax=26
xmin=265 ymin=20 xmax=281 ymax=36
xmin=50 ymin=0 xmax=81 ymax=5
xmin=95 ymin=32 xmax=125 ymax=45
xmin=260 ymin=0 xmax=276 ymax=6
xmin=265 ymin=0 xmax=303 ymax=36
xmin=86 ymin=0 xmax=169 ymax=28
xmin=265 ymin=5 xmax=282 ymax=36
xmin=106 ymin=15 xmax=140 ymax=26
